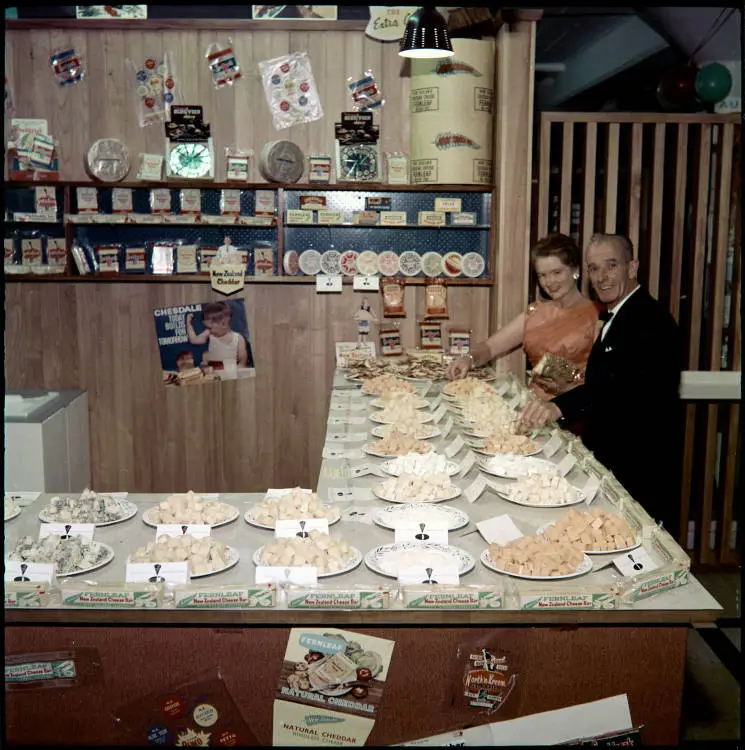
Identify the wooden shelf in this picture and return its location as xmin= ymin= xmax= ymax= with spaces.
xmin=285 ymin=223 xmax=490 ymax=230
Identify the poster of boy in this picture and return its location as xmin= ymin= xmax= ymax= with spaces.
xmin=154 ymin=299 xmax=255 ymax=387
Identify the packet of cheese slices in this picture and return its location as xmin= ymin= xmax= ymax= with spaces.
xmin=58 ymin=580 xmax=163 ymax=608
xmin=4 ymin=581 xmax=55 ymax=608
xmin=285 ymin=584 xmax=393 ymax=609
xmin=174 ymin=583 xmax=276 ymax=609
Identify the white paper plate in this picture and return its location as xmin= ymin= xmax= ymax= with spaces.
xmin=494 ymin=486 xmax=586 ymax=509
xmin=370 ymin=397 xmax=429 ymax=410
xmin=442 ymin=252 xmax=463 ymax=277
xmin=381 ymin=458 xmax=460 ymax=478
xmin=298 ymin=249 xmax=322 ymax=275
xmin=536 ymin=523 xmax=642 ymax=555
xmin=340 ymin=250 xmax=358 ymax=276
xmin=477 ymin=455 xmax=558 ymax=479
xmin=4 ymin=506 xmax=22 ymax=522
xmin=421 ymin=251 xmax=444 ymax=277
xmin=370 ymin=412 xmax=434 ymax=425
xmin=480 ymin=548 xmax=593 ymax=580
xmin=39 ymin=499 xmax=138 ymax=527
xmin=372 ymin=484 xmax=462 ymax=504
xmin=399 ymin=250 xmax=422 ymax=277
xmin=371 ymin=425 xmax=441 ymax=440
xmin=252 ymin=546 xmax=363 ymax=578
xmin=142 ymin=504 xmax=240 ymax=529
xmin=365 ymin=542 xmax=475 ymax=578
xmin=363 ymin=443 xmax=433 ymax=459
xmin=462 ymin=252 xmax=486 ymax=278
xmin=357 ymin=250 xmax=379 ymax=275
xmin=373 ymin=504 xmax=469 ymax=531
xmin=9 ymin=540 xmax=115 ymax=577
xmin=320 ymin=250 xmax=342 ymax=275
xmin=244 ymin=506 xmax=341 ymax=530
xmin=378 ymin=251 xmax=400 ymax=276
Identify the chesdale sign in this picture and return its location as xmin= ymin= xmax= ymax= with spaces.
xmin=210 ymin=264 xmax=245 ymax=295
xmin=365 ymin=7 xmax=419 ymax=41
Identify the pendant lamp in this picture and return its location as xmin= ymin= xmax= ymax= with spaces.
xmin=399 ymin=6 xmax=455 ymax=59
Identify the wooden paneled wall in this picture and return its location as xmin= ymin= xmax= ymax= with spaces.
xmin=5 ymin=282 xmax=490 ymax=492
xmin=536 ymin=112 xmax=741 ymax=565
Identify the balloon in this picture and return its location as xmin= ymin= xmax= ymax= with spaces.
xmin=695 ymin=63 xmax=733 ymax=103
xmin=657 ymin=64 xmax=699 ymax=109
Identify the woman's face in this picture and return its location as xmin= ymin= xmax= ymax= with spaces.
xmin=534 ymin=255 xmax=577 ymax=302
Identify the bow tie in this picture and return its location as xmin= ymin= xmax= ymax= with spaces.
xmin=599 ymin=310 xmax=614 ymax=323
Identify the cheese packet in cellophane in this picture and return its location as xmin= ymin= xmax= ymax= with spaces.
xmin=205 ymin=39 xmax=242 ymax=88
xmin=424 ymin=277 xmax=449 ymax=319
xmin=126 ymin=53 xmax=178 ymax=127
xmin=381 ymin=277 xmax=406 ymax=317
xmin=380 ymin=324 xmax=404 ymax=358
xmin=5 ymin=648 xmax=103 ymax=692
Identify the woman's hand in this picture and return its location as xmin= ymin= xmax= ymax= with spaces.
xmin=446 ymin=357 xmax=471 ymax=381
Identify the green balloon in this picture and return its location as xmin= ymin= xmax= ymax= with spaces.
xmin=695 ymin=63 xmax=733 ymax=103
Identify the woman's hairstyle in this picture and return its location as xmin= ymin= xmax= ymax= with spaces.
xmin=530 ymin=233 xmax=582 ymax=270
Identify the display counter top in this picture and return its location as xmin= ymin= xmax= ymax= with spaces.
xmin=4 ymin=371 xmax=722 ymax=625
xmin=4 ymin=388 xmax=86 ymax=423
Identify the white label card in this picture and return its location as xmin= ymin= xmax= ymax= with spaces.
xmin=495 ymin=381 xmax=509 ymax=396
xmin=340 ymin=506 xmax=376 ymax=524
xmin=38 ymin=523 xmax=95 ymax=541
xmin=444 ymin=435 xmax=465 ymax=459
xmin=275 ymin=519 xmax=330 ymax=538
xmin=155 ymin=524 xmax=211 ymax=540
xmin=464 ymin=474 xmax=488 ymax=504
xmin=4 ymin=491 xmax=41 ymax=507
xmin=557 ymin=454 xmax=577 ymax=477
xmin=441 ymin=416 xmax=454 ymax=439
xmin=542 ymin=433 xmax=563 ymax=458
xmin=612 ymin=548 xmax=659 ymax=577
xmin=353 ymin=275 xmax=380 ymax=291
xmin=126 ymin=562 xmax=189 ymax=585
xmin=316 ymin=275 xmax=343 ymax=293
xmin=395 ymin=522 xmax=448 ymax=544
xmin=266 ymin=488 xmax=311 ymax=498
xmin=327 ymin=487 xmax=371 ymax=503
xmin=4 ymin=561 xmax=54 ymax=583
xmin=326 ymin=432 xmax=367 ymax=443
xmin=458 ymin=451 xmax=477 ymax=477
xmin=432 ymin=404 xmax=448 ymax=424
xmin=322 ymin=447 xmax=365 ymax=460
xmin=506 ymin=394 xmax=521 ymax=411
xmin=584 ymin=476 xmax=601 ymax=505
xmin=430 ymin=395 xmax=443 ymax=410
xmin=349 ymin=463 xmax=386 ymax=478
xmin=328 ymin=416 xmax=366 ymax=426
xmin=255 ymin=566 xmax=317 ymax=585
xmin=399 ymin=562 xmax=459 ymax=586
xmin=476 ymin=514 xmax=524 ymax=545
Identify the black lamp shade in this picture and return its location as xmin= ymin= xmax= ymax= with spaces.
xmin=399 ymin=7 xmax=455 ymax=59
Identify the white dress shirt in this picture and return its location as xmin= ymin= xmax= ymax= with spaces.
xmin=601 ymin=285 xmax=641 ymax=341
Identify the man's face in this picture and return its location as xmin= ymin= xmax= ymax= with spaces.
xmin=587 ymin=241 xmax=638 ymax=307
xmin=203 ymin=313 xmax=230 ymax=337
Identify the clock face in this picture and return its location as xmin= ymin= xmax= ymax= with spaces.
xmin=168 ymin=142 xmax=212 ymax=178
xmin=339 ymin=145 xmax=378 ymax=182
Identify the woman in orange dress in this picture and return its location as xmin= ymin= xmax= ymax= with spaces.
xmin=446 ymin=234 xmax=602 ymax=404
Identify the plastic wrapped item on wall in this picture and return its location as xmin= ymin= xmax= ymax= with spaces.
xmin=126 ymin=53 xmax=178 ymax=127
xmin=347 ymin=70 xmax=385 ymax=111
xmin=258 ymin=51 xmax=323 ymax=130
xmin=205 ymin=39 xmax=242 ymax=88
xmin=50 ymin=48 xmax=85 ymax=86
xmin=225 ymin=146 xmax=253 ymax=181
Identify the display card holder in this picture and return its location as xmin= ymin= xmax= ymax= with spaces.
xmin=155 ymin=524 xmax=211 ymax=540
xmin=275 ymin=519 xmax=330 ymax=538
xmin=126 ymin=562 xmax=189 ymax=585
xmin=4 ymin=561 xmax=54 ymax=583
xmin=38 ymin=523 xmax=95 ymax=541
xmin=394 ymin=521 xmax=448 ymax=545
xmin=398 ymin=563 xmax=459 ymax=586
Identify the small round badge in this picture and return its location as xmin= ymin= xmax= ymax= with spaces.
xmin=215 ymin=730 xmax=239 ymax=747
xmin=160 ymin=695 xmax=186 ymax=719
xmin=300 ymin=82 xmax=310 ymax=93
xmin=147 ymin=725 xmax=169 ymax=745
xmin=164 ymin=93 xmax=174 ymax=104
xmin=145 ymin=58 xmax=157 ymax=70
xmin=280 ymin=101 xmax=290 ymax=111
xmin=271 ymin=74 xmax=281 ymax=85
xmin=157 ymin=64 xmax=168 ymax=75
xmin=144 ymin=97 xmax=155 ymax=109
xmin=298 ymin=96 xmax=308 ymax=106
xmin=193 ymin=703 xmax=219 ymax=728
xmin=280 ymin=62 xmax=291 ymax=73
xmin=165 ymin=77 xmax=175 ymax=90
xmin=137 ymin=85 xmax=148 ymax=96
xmin=136 ymin=70 xmax=148 ymax=82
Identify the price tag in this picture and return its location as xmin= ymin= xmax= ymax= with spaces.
xmin=430 ymin=394 xmax=443 ymax=410
xmin=441 ymin=416 xmax=454 ymax=439
xmin=340 ymin=507 xmax=376 ymax=524
xmin=316 ymin=275 xmax=343 ymax=293
xmin=4 ymin=561 xmax=54 ymax=583
xmin=458 ymin=450 xmax=477 ymax=477
xmin=495 ymin=381 xmax=509 ymax=396
xmin=327 ymin=487 xmax=371 ymax=503
xmin=476 ymin=514 xmax=524 ymax=545
xmin=353 ymin=275 xmax=380 ymax=291
xmin=432 ymin=404 xmax=448 ymax=424
xmin=584 ymin=476 xmax=601 ymax=504
xmin=349 ymin=463 xmax=385 ymax=478
xmin=395 ymin=522 xmax=448 ymax=544
xmin=275 ymin=519 xmax=330 ymax=538
xmin=325 ymin=432 xmax=366 ymax=443
xmin=542 ymin=432 xmax=563 ymax=458
xmin=126 ymin=562 xmax=189 ymax=585
xmin=328 ymin=416 xmax=366 ymax=426
xmin=155 ymin=524 xmax=211 ymax=540
xmin=398 ymin=562 xmax=459 ymax=586
xmin=444 ymin=435 xmax=465 ymax=459
xmin=38 ymin=523 xmax=95 ymax=541
xmin=557 ymin=454 xmax=577 ymax=477
xmin=612 ymin=548 xmax=659 ymax=577
xmin=463 ymin=474 xmax=488 ymax=504
xmin=255 ymin=566 xmax=318 ymax=585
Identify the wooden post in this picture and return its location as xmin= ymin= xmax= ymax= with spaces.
xmin=491 ymin=17 xmax=537 ymax=376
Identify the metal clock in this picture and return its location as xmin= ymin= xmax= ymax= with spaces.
xmin=336 ymin=142 xmax=379 ymax=182
xmin=166 ymin=140 xmax=214 ymax=179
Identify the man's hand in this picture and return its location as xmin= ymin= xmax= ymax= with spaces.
xmin=445 ymin=357 xmax=471 ymax=381
xmin=518 ymin=399 xmax=562 ymax=431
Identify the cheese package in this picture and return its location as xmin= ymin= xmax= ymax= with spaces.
xmin=4 ymin=236 xmax=18 ymax=267
xmin=220 ymin=189 xmax=241 ymax=215
xmin=380 ymin=326 xmax=404 ymax=357
xmin=149 ymin=188 xmax=172 ymax=214
xmin=381 ymin=278 xmax=406 ymax=317
xmin=151 ymin=242 xmax=175 ymax=275
xmin=125 ymin=245 xmax=147 ymax=273
xmin=174 ymin=584 xmax=275 ymax=609
xmin=112 ymin=187 xmax=133 ymax=213
xmin=76 ymin=186 xmax=98 ymax=213
xmin=425 ymin=278 xmax=448 ymax=319
xmin=419 ymin=321 xmax=442 ymax=350
xmin=448 ymin=328 xmax=471 ymax=355
xmin=45 ymin=237 xmax=67 ymax=268
xmin=455 ymin=640 xmax=519 ymax=717
xmin=96 ymin=244 xmax=121 ymax=274
xmin=199 ymin=246 xmax=218 ymax=273
xmin=59 ymin=580 xmax=163 ymax=609
xmin=22 ymin=237 xmax=43 ymax=266
xmin=177 ymin=244 xmax=199 ymax=274
xmin=253 ymin=241 xmax=275 ymax=276
xmin=180 ymin=188 xmax=201 ymax=215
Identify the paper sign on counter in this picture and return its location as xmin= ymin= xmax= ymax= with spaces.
xmin=477 ymin=514 xmax=524 ymax=545
xmin=349 ymin=463 xmax=386 ymax=478
xmin=399 ymin=563 xmax=459 ymax=586
xmin=126 ymin=562 xmax=189 ymax=585
xmin=557 ymin=454 xmax=577 ymax=477
xmin=38 ymin=523 xmax=95 ymax=541
xmin=4 ymin=491 xmax=41 ymax=507
xmin=327 ymin=487 xmax=371 ymax=503
xmin=323 ymin=447 xmax=365 ymax=460
xmin=458 ymin=450 xmax=477 ymax=477
xmin=340 ymin=506 xmax=376 ymax=524
xmin=495 ymin=381 xmax=509 ymax=396
xmin=326 ymin=431 xmax=366 ymax=443
xmin=316 ymin=275 xmax=343 ymax=293
xmin=155 ymin=524 xmax=210 ymax=540
xmin=441 ymin=415 xmax=454 ymax=439
xmin=432 ymin=404 xmax=448 ymax=424
xmin=4 ymin=561 xmax=54 ymax=583
xmin=256 ymin=566 xmax=318 ymax=586
xmin=444 ymin=434 xmax=465 ymax=458
xmin=353 ymin=275 xmax=380 ymax=291
xmin=612 ymin=548 xmax=659 ymax=577
xmin=328 ymin=416 xmax=366 ymax=426
xmin=394 ymin=521 xmax=448 ymax=545
xmin=430 ymin=394 xmax=443 ymax=410
xmin=542 ymin=432 xmax=563 ymax=458
xmin=584 ymin=476 xmax=601 ymax=504
xmin=463 ymin=474 xmax=488 ymax=504
xmin=276 ymin=519 xmax=330 ymax=538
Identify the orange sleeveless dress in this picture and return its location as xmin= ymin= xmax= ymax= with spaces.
xmin=523 ymin=300 xmax=601 ymax=400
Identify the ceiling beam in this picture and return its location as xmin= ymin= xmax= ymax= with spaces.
xmin=536 ymin=15 xmax=668 ymax=108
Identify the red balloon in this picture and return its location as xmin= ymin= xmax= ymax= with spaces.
xmin=657 ymin=64 xmax=699 ymax=108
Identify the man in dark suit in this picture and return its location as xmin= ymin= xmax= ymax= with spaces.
xmin=519 ymin=233 xmax=684 ymax=537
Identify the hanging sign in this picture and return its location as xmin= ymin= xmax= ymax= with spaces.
xmin=210 ymin=264 xmax=245 ymax=295
xmin=365 ymin=7 xmax=419 ymax=41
